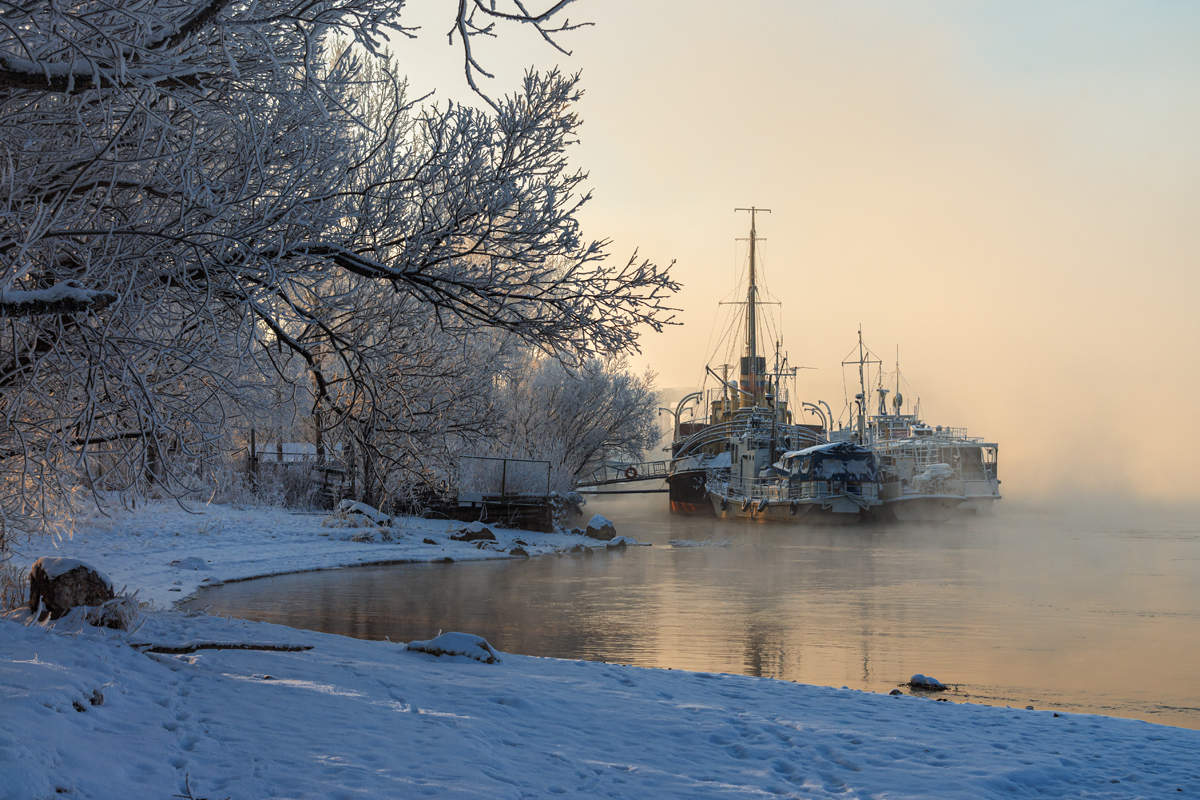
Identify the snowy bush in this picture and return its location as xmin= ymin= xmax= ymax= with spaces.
xmin=324 ymin=500 xmax=393 ymax=533
xmin=0 ymin=560 xmax=23 ymax=611
xmin=494 ymin=354 xmax=661 ymax=491
xmin=82 ymin=593 xmax=143 ymax=632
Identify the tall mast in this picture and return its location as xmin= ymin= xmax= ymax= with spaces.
xmin=857 ymin=326 xmax=866 ymax=442
xmin=735 ymin=206 xmax=770 ymax=361
xmin=735 ymin=206 xmax=770 ymax=404
xmin=894 ymin=345 xmax=901 ymax=413
xmin=747 ymin=211 xmax=758 ymax=361
xmin=842 ymin=325 xmax=881 ymax=444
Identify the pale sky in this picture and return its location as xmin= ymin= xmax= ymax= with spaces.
xmin=395 ymin=1 xmax=1200 ymax=503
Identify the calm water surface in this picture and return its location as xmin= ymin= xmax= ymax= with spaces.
xmin=189 ymin=494 xmax=1200 ymax=728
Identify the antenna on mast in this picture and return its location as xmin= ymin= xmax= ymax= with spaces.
xmin=841 ymin=325 xmax=881 ymax=444
xmin=734 ymin=207 xmax=771 ymax=360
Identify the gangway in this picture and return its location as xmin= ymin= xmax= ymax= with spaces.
xmin=577 ymin=459 xmax=672 ymax=490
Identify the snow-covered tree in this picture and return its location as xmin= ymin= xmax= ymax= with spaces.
xmin=497 ymin=354 xmax=660 ymax=489
xmin=0 ymin=1 xmax=677 ymax=535
xmin=309 ymin=283 xmax=516 ymax=510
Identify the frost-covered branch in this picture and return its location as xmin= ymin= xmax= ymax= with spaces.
xmin=0 ymin=0 xmax=677 ymax=535
xmin=0 ymin=282 xmax=116 ymax=316
xmin=448 ymin=0 xmax=592 ymax=107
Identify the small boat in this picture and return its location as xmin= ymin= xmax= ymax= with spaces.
xmin=706 ymin=440 xmax=880 ymax=522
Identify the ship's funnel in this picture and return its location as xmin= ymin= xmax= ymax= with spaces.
xmin=740 ymin=355 xmax=767 ymax=405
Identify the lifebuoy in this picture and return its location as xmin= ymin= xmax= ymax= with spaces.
xmin=624 ymin=466 xmax=638 ymax=479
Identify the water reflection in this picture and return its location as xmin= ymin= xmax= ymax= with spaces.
xmin=188 ymin=493 xmax=1200 ymax=729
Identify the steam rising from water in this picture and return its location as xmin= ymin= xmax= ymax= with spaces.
xmin=191 ymin=496 xmax=1200 ymax=728
xmin=392 ymin=2 xmax=1199 ymax=502
xmin=555 ymin=3 xmax=1200 ymax=505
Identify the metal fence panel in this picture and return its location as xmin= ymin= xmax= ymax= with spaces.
xmin=458 ymin=456 xmax=550 ymax=502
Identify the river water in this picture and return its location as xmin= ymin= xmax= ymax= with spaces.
xmin=188 ymin=493 xmax=1200 ymax=729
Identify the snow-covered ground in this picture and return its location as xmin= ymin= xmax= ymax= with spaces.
xmin=3 ymin=502 xmax=1199 ymax=799
xmin=6 ymin=501 xmax=623 ymax=610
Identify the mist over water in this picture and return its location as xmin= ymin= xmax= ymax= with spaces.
xmin=190 ymin=494 xmax=1200 ymax=729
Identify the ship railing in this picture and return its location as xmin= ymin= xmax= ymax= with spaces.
xmin=672 ymin=421 xmax=739 ymax=458
xmin=879 ymin=441 xmax=989 ymax=474
xmin=672 ymin=417 xmax=825 ymax=460
xmin=713 ymin=476 xmax=879 ymax=503
xmin=940 ymin=427 xmax=972 ymax=438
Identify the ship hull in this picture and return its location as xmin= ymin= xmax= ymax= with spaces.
xmin=959 ymin=496 xmax=1001 ymax=515
xmin=667 ymin=469 xmax=713 ymax=515
xmin=707 ymin=492 xmax=868 ymax=524
xmin=875 ymin=495 xmax=964 ymax=523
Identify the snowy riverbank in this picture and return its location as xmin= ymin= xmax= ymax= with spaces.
xmin=5 ymin=501 xmax=626 ymax=610
xmin=3 ymin=502 xmax=1199 ymax=798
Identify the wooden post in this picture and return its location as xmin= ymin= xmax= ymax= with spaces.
xmin=500 ymin=458 xmax=508 ymax=498
xmin=248 ymin=428 xmax=259 ymax=490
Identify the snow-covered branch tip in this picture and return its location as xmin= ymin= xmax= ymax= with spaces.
xmin=0 ymin=282 xmax=117 ymax=317
xmin=449 ymin=0 xmax=593 ymax=108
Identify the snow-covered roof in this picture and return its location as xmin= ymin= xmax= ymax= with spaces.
xmin=779 ymin=441 xmax=869 ymax=459
xmin=702 ymin=451 xmax=731 ymax=468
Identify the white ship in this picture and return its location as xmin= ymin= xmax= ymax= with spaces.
xmin=830 ymin=330 xmax=1002 ymax=522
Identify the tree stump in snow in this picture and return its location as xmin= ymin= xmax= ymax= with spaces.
xmin=28 ymin=558 xmax=114 ymax=620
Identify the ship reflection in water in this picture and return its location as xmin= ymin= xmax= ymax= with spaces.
xmin=189 ymin=494 xmax=1200 ymax=730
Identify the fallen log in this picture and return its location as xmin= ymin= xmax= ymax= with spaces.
xmin=131 ymin=642 xmax=313 ymax=655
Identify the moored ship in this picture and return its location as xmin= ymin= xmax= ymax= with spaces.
xmin=663 ymin=213 xmax=1001 ymax=524
xmin=829 ymin=330 xmax=1002 ymax=521
xmin=706 ymin=439 xmax=880 ymax=522
xmin=665 ymin=207 xmax=824 ymax=515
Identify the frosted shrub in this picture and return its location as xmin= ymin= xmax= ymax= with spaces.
xmin=83 ymin=593 xmax=144 ymax=632
xmin=0 ymin=561 xmax=24 ymax=611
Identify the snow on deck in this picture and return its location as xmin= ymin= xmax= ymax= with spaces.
xmin=2 ymin=502 xmax=1198 ymax=798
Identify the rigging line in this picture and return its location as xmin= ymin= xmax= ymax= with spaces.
xmin=701 ymin=235 xmax=749 ymax=380
xmin=758 ymin=250 xmax=778 ymax=304
xmin=840 ymin=360 xmax=851 ymax=427
xmin=763 ymin=307 xmax=782 ymax=349
xmin=729 ymin=237 xmax=747 ymax=304
xmin=698 ymin=295 xmax=722 ymax=378
xmin=706 ymin=296 xmax=742 ymax=366
xmin=731 ymin=236 xmax=741 ymax=302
